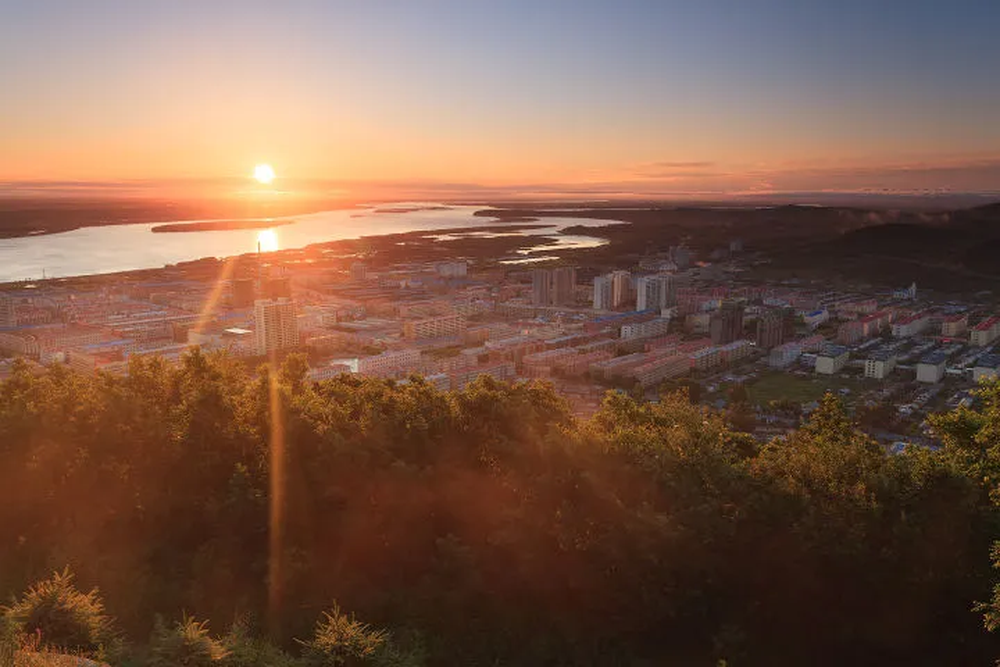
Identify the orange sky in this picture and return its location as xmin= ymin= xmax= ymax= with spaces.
xmin=3 ymin=1 xmax=999 ymax=200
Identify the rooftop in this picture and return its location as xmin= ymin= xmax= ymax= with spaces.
xmin=976 ymin=354 xmax=1000 ymax=370
xmin=973 ymin=316 xmax=1000 ymax=331
xmin=920 ymin=351 xmax=948 ymax=365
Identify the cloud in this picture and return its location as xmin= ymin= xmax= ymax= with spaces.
xmin=3 ymin=157 xmax=999 ymax=202
xmin=632 ymin=161 xmax=724 ymax=179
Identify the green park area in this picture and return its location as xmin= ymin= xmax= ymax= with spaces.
xmin=747 ymin=370 xmax=868 ymax=406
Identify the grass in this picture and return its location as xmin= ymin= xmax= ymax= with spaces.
xmin=748 ymin=371 xmax=866 ymax=406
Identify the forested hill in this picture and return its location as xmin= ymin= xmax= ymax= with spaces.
xmin=3 ymin=351 xmax=1000 ymax=665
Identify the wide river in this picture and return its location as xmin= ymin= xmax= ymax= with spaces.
xmin=0 ymin=204 xmax=617 ymax=282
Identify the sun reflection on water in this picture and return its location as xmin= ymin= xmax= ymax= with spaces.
xmin=257 ymin=228 xmax=279 ymax=252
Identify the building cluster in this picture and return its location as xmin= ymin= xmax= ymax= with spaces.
xmin=2 ymin=241 xmax=999 ymax=427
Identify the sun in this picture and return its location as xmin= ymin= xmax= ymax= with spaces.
xmin=253 ymin=163 xmax=276 ymax=184
xmin=257 ymin=228 xmax=279 ymax=253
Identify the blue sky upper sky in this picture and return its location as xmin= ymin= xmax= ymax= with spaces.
xmin=2 ymin=0 xmax=998 ymax=197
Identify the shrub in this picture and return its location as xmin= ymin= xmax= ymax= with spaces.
xmin=148 ymin=614 xmax=228 ymax=667
xmin=2 ymin=569 xmax=115 ymax=658
xmin=298 ymin=605 xmax=424 ymax=667
xmin=220 ymin=617 xmax=296 ymax=667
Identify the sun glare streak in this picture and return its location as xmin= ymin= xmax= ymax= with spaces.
xmin=257 ymin=228 xmax=279 ymax=253
xmin=267 ymin=362 xmax=286 ymax=639
xmin=192 ymin=256 xmax=238 ymax=337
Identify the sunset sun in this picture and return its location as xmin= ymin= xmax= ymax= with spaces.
xmin=253 ymin=163 xmax=275 ymax=184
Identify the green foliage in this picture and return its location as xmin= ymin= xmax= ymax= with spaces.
xmin=148 ymin=614 xmax=228 ymax=667
xmin=219 ymin=617 xmax=296 ymax=667
xmin=297 ymin=604 xmax=421 ymax=667
xmin=0 ymin=354 xmax=999 ymax=664
xmin=2 ymin=569 xmax=115 ymax=659
xmin=932 ymin=380 xmax=1000 ymax=637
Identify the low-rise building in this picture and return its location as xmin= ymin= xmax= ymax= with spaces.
xmin=941 ymin=313 xmax=969 ymax=338
xmin=971 ymin=316 xmax=1000 ymax=346
xmin=802 ymin=309 xmax=829 ymax=330
xmin=718 ymin=339 xmax=752 ymax=364
xmin=837 ymin=320 xmax=866 ymax=345
xmin=892 ymin=312 xmax=931 ymax=338
xmin=621 ymin=317 xmax=672 ymax=340
xmin=815 ymin=345 xmax=849 ymax=375
xmin=66 ymin=349 xmax=128 ymax=375
xmin=633 ymin=354 xmax=689 ymax=387
xmin=590 ymin=352 xmax=648 ymax=380
xmin=972 ymin=354 xmax=1000 ymax=383
xmin=357 ymin=349 xmax=421 ymax=378
xmin=449 ymin=360 xmax=516 ymax=390
xmin=861 ymin=311 xmax=891 ymax=337
xmin=864 ymin=350 xmax=896 ymax=380
xmin=308 ymin=363 xmax=354 ymax=382
xmin=916 ymin=351 xmax=947 ymax=383
xmin=837 ymin=298 xmax=878 ymax=316
xmin=767 ymin=335 xmax=826 ymax=369
xmin=403 ymin=313 xmax=466 ymax=339
xmin=690 ymin=346 xmax=723 ymax=371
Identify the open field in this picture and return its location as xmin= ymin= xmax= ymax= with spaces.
xmin=747 ymin=371 xmax=868 ymax=406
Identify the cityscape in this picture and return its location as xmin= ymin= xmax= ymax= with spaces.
xmin=4 ymin=0 xmax=1000 ymax=665
xmin=2 ymin=225 xmax=997 ymax=447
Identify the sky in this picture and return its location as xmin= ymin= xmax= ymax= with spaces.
xmin=2 ymin=0 xmax=999 ymax=200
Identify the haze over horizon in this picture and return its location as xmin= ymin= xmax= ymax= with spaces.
xmin=3 ymin=0 xmax=999 ymax=201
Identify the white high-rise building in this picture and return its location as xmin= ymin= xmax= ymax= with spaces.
xmin=593 ymin=271 xmax=630 ymax=310
xmin=610 ymin=271 xmax=631 ymax=308
xmin=636 ymin=274 xmax=675 ymax=311
xmin=593 ymin=275 xmax=614 ymax=310
xmin=254 ymin=298 xmax=299 ymax=356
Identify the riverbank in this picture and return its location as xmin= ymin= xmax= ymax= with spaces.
xmin=0 ymin=197 xmax=359 ymax=239
xmin=151 ymin=219 xmax=295 ymax=233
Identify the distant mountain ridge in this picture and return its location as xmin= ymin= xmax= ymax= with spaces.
xmin=764 ymin=200 xmax=1000 ymax=289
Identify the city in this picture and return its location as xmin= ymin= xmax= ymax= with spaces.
xmin=2 ymin=228 xmax=997 ymax=448
xmin=4 ymin=0 xmax=1000 ymax=664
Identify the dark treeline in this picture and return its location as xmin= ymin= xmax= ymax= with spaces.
xmin=3 ymin=350 xmax=1000 ymax=665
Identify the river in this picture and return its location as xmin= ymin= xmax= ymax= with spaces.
xmin=0 ymin=204 xmax=616 ymax=282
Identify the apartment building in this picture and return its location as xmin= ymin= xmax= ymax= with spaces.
xmin=254 ymin=298 xmax=300 ymax=355
xmin=403 ymin=313 xmax=466 ymax=339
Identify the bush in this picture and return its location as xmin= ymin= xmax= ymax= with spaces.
xmin=220 ymin=617 xmax=297 ymax=667
xmin=298 ymin=604 xmax=387 ymax=667
xmin=148 ymin=614 xmax=228 ymax=667
xmin=297 ymin=604 xmax=423 ymax=667
xmin=2 ymin=569 xmax=115 ymax=659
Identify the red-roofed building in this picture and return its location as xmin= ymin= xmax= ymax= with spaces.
xmin=971 ymin=316 xmax=1000 ymax=346
xmin=941 ymin=313 xmax=969 ymax=338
